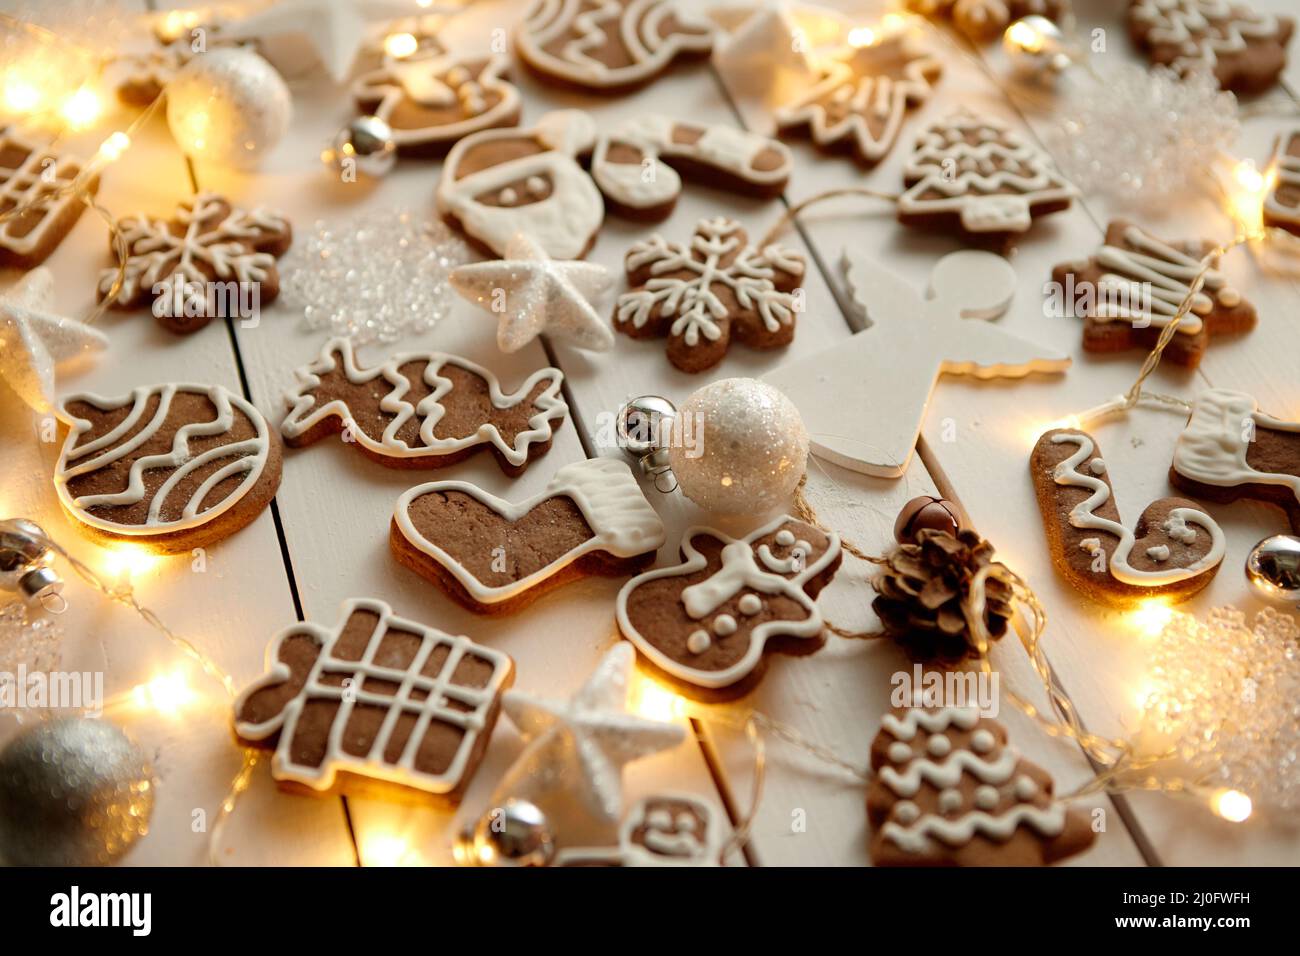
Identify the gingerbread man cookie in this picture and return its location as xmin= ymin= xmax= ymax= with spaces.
xmin=591 ymin=115 xmax=792 ymax=221
xmin=775 ymin=32 xmax=941 ymax=167
xmin=435 ymin=109 xmax=603 ymax=260
xmin=0 ymin=129 xmax=99 ymax=269
xmin=392 ymin=458 xmax=665 ymax=614
xmin=515 ymin=0 xmax=715 ymax=93
xmin=54 ymin=383 xmax=282 ymax=553
xmin=234 ymin=598 xmax=514 ymax=803
xmin=1031 ymin=428 xmax=1225 ymax=606
xmin=867 ymin=703 xmax=1097 ymax=866
xmin=1263 ymin=128 xmax=1300 ymax=237
xmin=614 ymin=217 xmax=806 ymax=373
xmin=1053 ymin=220 xmax=1255 ymax=368
xmin=1127 ymin=0 xmax=1293 ymax=93
xmin=1170 ymin=388 xmax=1300 ymax=533
xmin=98 ymin=192 xmax=292 ymax=334
xmin=617 ymin=515 xmax=842 ymax=700
xmin=897 ymin=112 xmax=1076 ymax=245
xmin=281 ymin=338 xmax=567 ymax=477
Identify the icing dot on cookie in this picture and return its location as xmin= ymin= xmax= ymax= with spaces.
xmin=738 ymin=594 xmax=763 ymax=616
xmin=775 ymin=529 xmax=796 ymax=547
xmin=888 ymin=741 xmax=912 ymax=764
xmin=1088 ymin=458 xmax=1106 ymax=475
xmin=926 ymin=734 xmax=952 ymax=757
xmin=499 ymin=187 xmax=518 ymax=204
xmin=971 ymin=729 xmax=996 ymax=753
xmin=974 ymin=785 xmax=999 ymax=810
xmin=1014 ymin=775 xmax=1039 ymax=801
xmin=525 ymin=176 xmax=546 ymax=196
xmin=938 ymin=788 xmax=962 ymax=814
xmin=1219 ymin=287 xmax=1241 ymax=307
xmin=894 ymin=800 xmax=920 ymax=824
xmin=686 ymin=630 xmax=711 ymax=654
xmin=713 ymin=614 xmax=737 ymax=636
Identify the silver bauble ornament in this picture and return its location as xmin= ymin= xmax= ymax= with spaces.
xmin=1003 ymin=16 xmax=1072 ymax=78
xmin=166 ymin=47 xmax=292 ymax=169
xmin=616 ymin=395 xmax=678 ymax=492
xmin=0 ymin=517 xmax=64 ymax=608
xmin=669 ymin=378 xmax=808 ymax=514
xmin=458 ymin=799 xmax=556 ymax=866
xmin=322 ymin=115 xmax=398 ymax=179
xmin=0 ymin=718 xmax=154 ymax=865
xmin=1246 ymin=534 xmax=1300 ymax=603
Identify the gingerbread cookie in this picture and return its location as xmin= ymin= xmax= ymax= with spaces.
xmin=514 ymin=0 xmax=715 ymax=93
xmin=0 ymin=130 xmax=99 ymax=269
xmin=1127 ymin=0 xmax=1293 ymax=93
xmin=113 ymin=17 xmax=232 ymax=106
xmin=1031 ymin=428 xmax=1224 ymax=606
xmin=54 ymin=383 xmax=282 ymax=553
xmin=234 ymin=598 xmax=513 ymax=803
xmin=435 ymin=109 xmax=603 ymax=260
xmin=351 ymin=44 xmax=521 ymax=156
xmin=98 ymin=192 xmax=291 ymax=334
xmin=281 ymin=337 xmax=567 ymax=477
xmin=392 ymin=458 xmax=665 ymax=614
xmin=614 ymin=217 xmax=805 ymax=373
xmin=1263 ymin=128 xmax=1300 ymax=237
xmin=867 ymin=704 xmax=1097 ymax=866
xmin=555 ymin=793 xmax=725 ymax=866
xmin=897 ymin=112 xmax=1075 ymax=245
xmin=908 ymin=0 xmax=1070 ymax=43
xmin=617 ymin=515 xmax=842 ymax=700
xmin=591 ymin=115 xmax=792 ymax=221
xmin=1170 ymin=388 xmax=1300 ymax=533
xmin=775 ymin=31 xmax=941 ymax=167
xmin=1052 ymin=220 xmax=1255 ymax=368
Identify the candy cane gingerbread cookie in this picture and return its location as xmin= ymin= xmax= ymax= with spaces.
xmin=1030 ymin=428 xmax=1224 ymax=606
xmin=1170 ymin=388 xmax=1300 ymax=532
xmin=617 ymin=515 xmax=842 ymax=700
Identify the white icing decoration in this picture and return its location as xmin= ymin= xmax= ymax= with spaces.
xmin=1079 ymin=537 xmax=1102 ymax=554
xmin=882 ymin=801 xmax=1067 ymax=852
xmin=233 ymin=598 xmax=511 ymax=793
xmin=1015 ymin=775 xmax=1039 ymax=801
xmin=880 ymin=748 xmax=1020 ymax=797
xmin=280 ymin=337 xmax=568 ymax=468
xmin=615 ymin=793 xmax=726 ymax=868
xmin=0 ymin=130 xmax=90 ymax=259
xmin=971 ymin=729 xmax=995 ymax=753
xmin=775 ymin=529 xmax=796 ymax=547
xmin=1146 ymin=544 xmax=1171 ymax=562
xmin=1089 ymin=457 xmax=1106 ymax=475
xmin=894 ymin=800 xmax=921 ymax=824
xmin=712 ymin=614 xmax=737 ymax=636
xmin=888 ymin=742 xmax=913 ymax=763
xmin=55 ymin=383 xmax=270 ymax=536
xmin=1173 ymin=388 xmax=1300 ymax=506
xmin=927 ymin=734 xmax=952 ymax=757
xmin=882 ymin=706 xmax=981 ymax=741
xmin=738 ymin=593 xmax=763 ymax=616
xmin=686 ymin=630 xmax=711 ymax=654
xmin=395 ymin=457 xmax=666 ymax=606
xmin=1130 ymin=0 xmax=1284 ymax=79
xmin=974 ymin=785 xmax=999 ymax=810
xmin=616 ymin=515 xmax=840 ymax=690
xmin=1049 ymin=431 xmax=1226 ymax=585
xmin=1162 ymin=513 xmax=1198 ymax=544
xmin=938 ymin=788 xmax=963 ymax=813
xmin=757 ymin=539 xmax=811 ymax=574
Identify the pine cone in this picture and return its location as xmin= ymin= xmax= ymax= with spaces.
xmin=871 ymin=528 xmax=1014 ymax=662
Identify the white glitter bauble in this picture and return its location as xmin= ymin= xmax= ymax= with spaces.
xmin=166 ymin=48 xmax=291 ymax=169
xmin=669 ymin=378 xmax=808 ymax=514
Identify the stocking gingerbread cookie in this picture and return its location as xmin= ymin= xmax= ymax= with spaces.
xmin=281 ymin=338 xmax=567 ymax=476
xmin=616 ymin=515 xmax=842 ymax=700
xmin=1170 ymin=388 xmax=1300 ymax=533
xmin=435 ymin=109 xmax=603 ymax=260
xmin=392 ymin=458 xmax=665 ymax=614
xmin=1031 ymin=428 xmax=1224 ymax=606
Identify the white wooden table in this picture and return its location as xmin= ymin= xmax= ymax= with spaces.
xmin=2 ymin=0 xmax=1297 ymax=866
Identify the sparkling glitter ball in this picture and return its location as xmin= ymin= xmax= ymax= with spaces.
xmin=1139 ymin=606 xmax=1300 ymax=814
xmin=0 ymin=718 xmax=155 ymax=865
xmin=166 ymin=48 xmax=292 ymax=170
xmin=1046 ymin=64 xmax=1238 ymax=208
xmin=669 ymin=378 xmax=808 ymax=514
xmin=281 ymin=211 xmax=472 ymax=345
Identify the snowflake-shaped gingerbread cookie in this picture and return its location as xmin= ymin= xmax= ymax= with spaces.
xmin=614 ymin=217 xmax=805 ymax=373
xmin=98 ymin=192 xmax=292 ymax=334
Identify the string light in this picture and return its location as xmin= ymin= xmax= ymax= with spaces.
xmin=630 ymin=672 xmax=687 ymax=723
xmin=1213 ymin=789 xmax=1253 ymax=823
xmin=847 ymin=27 xmax=877 ymax=48
xmin=1130 ymin=599 xmax=1174 ymax=639
xmin=1006 ymin=18 xmax=1044 ymax=53
xmin=3 ymin=75 xmax=41 ymax=113
xmin=1226 ymin=158 xmax=1276 ymax=237
xmin=383 ymin=32 xmax=419 ymax=59
xmin=101 ymin=542 xmax=160 ymax=580
xmin=60 ymin=86 xmax=103 ymax=130
xmin=362 ymin=833 xmax=413 ymax=866
xmin=155 ymin=9 xmax=202 ymax=44
xmin=130 ymin=670 xmax=198 ymax=717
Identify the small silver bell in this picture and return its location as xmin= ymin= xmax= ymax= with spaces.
xmin=616 ymin=395 xmax=678 ymax=493
xmin=0 ymin=518 xmax=64 ymax=611
xmin=1003 ymin=16 xmax=1072 ymax=78
xmin=454 ymin=799 xmax=556 ymax=867
xmin=1245 ymin=534 xmax=1300 ymax=603
xmin=322 ymin=115 xmax=398 ymax=179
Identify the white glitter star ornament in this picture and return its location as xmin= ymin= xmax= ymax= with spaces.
xmin=0 ymin=269 xmax=108 ymax=414
xmin=450 ymin=233 xmax=615 ymax=353
xmin=493 ymin=644 xmax=685 ymax=824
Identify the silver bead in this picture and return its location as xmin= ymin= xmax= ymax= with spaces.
xmin=459 ymin=799 xmax=556 ymax=866
xmin=0 ymin=518 xmax=63 ymax=609
xmin=1245 ymin=534 xmax=1300 ymax=603
xmin=0 ymin=718 xmax=155 ymax=866
xmin=616 ymin=395 xmax=678 ymax=493
xmin=323 ymin=115 xmax=397 ymax=178
xmin=1003 ymin=16 xmax=1072 ymax=78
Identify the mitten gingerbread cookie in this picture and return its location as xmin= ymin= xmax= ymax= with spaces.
xmin=54 ymin=383 xmax=282 ymax=553
xmin=435 ymin=110 xmax=603 ymax=260
xmin=0 ymin=130 xmax=99 ymax=269
xmin=591 ymin=115 xmax=792 ymax=220
xmin=234 ymin=598 xmax=513 ymax=804
xmin=775 ymin=31 xmax=941 ymax=167
xmin=97 ymin=192 xmax=292 ymax=334
xmin=1052 ymin=220 xmax=1254 ymax=368
xmin=1031 ymin=428 xmax=1224 ymax=606
xmin=1127 ymin=0 xmax=1293 ymax=93
xmin=281 ymin=337 xmax=567 ymax=477
xmin=392 ymin=458 xmax=665 ymax=614
xmin=617 ymin=515 xmax=842 ymax=700
xmin=1170 ymin=388 xmax=1300 ymax=532
xmin=866 ymin=704 xmax=1097 ymax=866
xmin=515 ymin=0 xmax=715 ymax=93
xmin=1263 ymin=128 xmax=1300 ymax=237
xmin=897 ymin=112 xmax=1076 ymax=246
xmin=614 ymin=217 xmax=805 ymax=373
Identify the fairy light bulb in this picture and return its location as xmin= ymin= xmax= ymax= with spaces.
xmin=847 ymin=27 xmax=876 ymax=48
xmin=3 ymin=77 xmax=41 ymax=114
xmin=60 ymin=87 xmax=102 ymax=130
xmin=1229 ymin=159 xmax=1274 ymax=236
xmin=383 ymin=32 xmax=419 ymax=59
xmin=1003 ymin=16 xmax=1071 ymax=78
xmin=1212 ymin=789 xmax=1252 ymax=823
xmin=131 ymin=670 xmax=197 ymax=717
xmin=96 ymin=131 xmax=131 ymax=164
xmin=1131 ymin=598 xmax=1174 ymax=638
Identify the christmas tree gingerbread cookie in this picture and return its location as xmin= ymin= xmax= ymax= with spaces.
xmin=392 ymin=458 xmax=665 ymax=614
xmin=280 ymin=338 xmax=567 ymax=477
xmin=616 ymin=515 xmax=842 ymax=700
xmin=1127 ymin=0 xmax=1294 ymax=93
